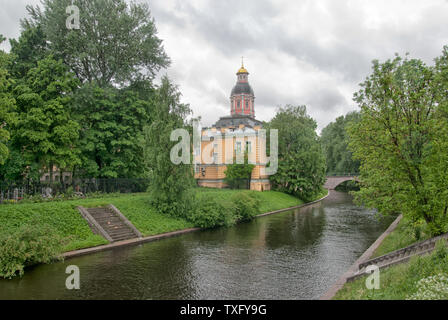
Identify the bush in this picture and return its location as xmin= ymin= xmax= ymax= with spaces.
xmin=0 ymin=223 xmax=64 ymax=279
xmin=188 ymin=191 xmax=262 ymax=229
xmin=189 ymin=195 xmax=237 ymax=229
xmin=231 ymin=192 xmax=260 ymax=221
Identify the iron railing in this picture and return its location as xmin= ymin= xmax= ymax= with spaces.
xmin=0 ymin=178 xmax=150 ymax=203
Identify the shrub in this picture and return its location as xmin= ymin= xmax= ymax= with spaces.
xmin=189 ymin=195 xmax=237 ymax=229
xmin=230 ymin=192 xmax=260 ymax=221
xmin=0 ymin=223 xmax=64 ymax=279
xmin=188 ymin=191 xmax=261 ymax=228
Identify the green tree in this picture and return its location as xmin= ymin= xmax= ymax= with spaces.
xmin=26 ymin=0 xmax=170 ymax=87
xmin=144 ymin=76 xmax=194 ymax=216
xmin=321 ymin=111 xmax=360 ymax=175
xmin=12 ymin=56 xmax=80 ymax=180
xmin=72 ymin=82 xmax=153 ymax=178
xmin=348 ymin=54 xmax=448 ymax=235
xmin=8 ymin=25 xmax=48 ymax=80
xmin=0 ymin=36 xmax=17 ymax=165
xmin=268 ymin=105 xmax=326 ymax=201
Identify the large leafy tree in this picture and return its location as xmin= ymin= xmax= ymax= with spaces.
xmin=8 ymin=25 xmax=49 ymax=80
xmin=0 ymin=36 xmax=17 ymax=165
xmin=321 ymin=111 xmax=360 ymax=175
xmin=11 ymin=0 xmax=171 ymax=179
xmin=12 ymin=56 xmax=80 ymax=180
xmin=144 ymin=76 xmax=194 ymax=216
xmin=72 ymin=83 xmax=153 ymax=178
xmin=26 ymin=0 xmax=170 ymax=87
xmin=348 ymin=54 xmax=448 ymax=235
xmin=268 ymin=105 xmax=326 ymax=201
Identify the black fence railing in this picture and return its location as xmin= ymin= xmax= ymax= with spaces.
xmin=225 ymin=179 xmax=251 ymax=190
xmin=0 ymin=178 xmax=150 ymax=203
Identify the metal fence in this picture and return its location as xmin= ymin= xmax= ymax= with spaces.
xmin=225 ymin=179 xmax=251 ymax=190
xmin=0 ymin=178 xmax=150 ymax=203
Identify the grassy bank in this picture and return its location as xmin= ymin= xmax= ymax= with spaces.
xmin=333 ymin=240 xmax=448 ymax=300
xmin=0 ymin=193 xmax=194 ymax=252
xmin=0 ymin=188 xmax=327 ymax=253
xmin=196 ymin=188 xmax=327 ymax=214
xmin=371 ymin=217 xmax=432 ymax=259
xmin=333 ymin=215 xmax=446 ymax=300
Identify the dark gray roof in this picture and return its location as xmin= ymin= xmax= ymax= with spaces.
xmin=231 ymin=82 xmax=254 ymax=96
xmin=213 ymin=115 xmax=263 ymax=129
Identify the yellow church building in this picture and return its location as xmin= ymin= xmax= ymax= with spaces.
xmin=194 ymin=62 xmax=271 ymax=191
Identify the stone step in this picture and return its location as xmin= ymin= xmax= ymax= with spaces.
xmin=105 ymin=227 xmax=133 ymax=234
xmin=89 ymin=212 xmax=115 ymax=218
xmin=95 ymin=218 xmax=123 ymax=224
xmin=88 ymin=208 xmax=112 ymax=213
xmin=109 ymin=233 xmax=135 ymax=240
xmin=102 ymin=229 xmax=130 ymax=236
xmin=102 ymin=222 xmax=127 ymax=228
xmin=111 ymin=235 xmax=135 ymax=242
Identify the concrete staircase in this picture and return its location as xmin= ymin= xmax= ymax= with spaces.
xmin=77 ymin=205 xmax=142 ymax=242
xmin=347 ymin=232 xmax=448 ymax=282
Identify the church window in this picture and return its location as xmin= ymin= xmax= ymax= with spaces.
xmin=236 ymin=141 xmax=242 ymax=153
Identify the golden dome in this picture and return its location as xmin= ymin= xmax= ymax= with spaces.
xmin=237 ymin=57 xmax=249 ymax=74
xmin=237 ymin=66 xmax=249 ymax=74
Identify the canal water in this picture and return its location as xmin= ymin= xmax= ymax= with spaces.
xmin=0 ymin=191 xmax=394 ymax=300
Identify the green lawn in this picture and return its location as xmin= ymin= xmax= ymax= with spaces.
xmin=0 ymin=188 xmax=326 ymax=253
xmin=195 ymin=188 xmax=327 ymax=214
xmin=333 ymin=240 xmax=448 ymax=300
xmin=0 ymin=193 xmax=192 ymax=252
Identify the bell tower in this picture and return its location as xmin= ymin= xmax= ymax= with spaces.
xmin=230 ymin=58 xmax=255 ymax=118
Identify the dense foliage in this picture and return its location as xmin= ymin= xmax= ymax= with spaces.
xmin=144 ymin=77 xmax=195 ymax=217
xmin=72 ymin=83 xmax=153 ymax=178
xmin=0 ymin=223 xmax=63 ymax=279
xmin=268 ymin=105 xmax=326 ymax=201
xmin=348 ymin=52 xmax=448 ymax=235
xmin=25 ymin=0 xmax=170 ymax=86
xmin=321 ymin=112 xmax=360 ymax=175
xmin=0 ymin=37 xmax=17 ymax=165
xmin=0 ymin=0 xmax=170 ymax=181
xmin=12 ymin=56 xmax=80 ymax=181
xmin=189 ymin=191 xmax=260 ymax=228
xmin=224 ymin=154 xmax=255 ymax=189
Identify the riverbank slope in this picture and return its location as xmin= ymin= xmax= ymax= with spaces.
xmin=0 ymin=188 xmax=327 ymax=253
xmin=333 ymin=216 xmax=448 ymax=300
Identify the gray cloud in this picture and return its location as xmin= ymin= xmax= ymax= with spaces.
xmin=2 ymin=0 xmax=448 ymax=131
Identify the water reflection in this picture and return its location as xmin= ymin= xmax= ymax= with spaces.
xmin=0 ymin=191 xmax=393 ymax=300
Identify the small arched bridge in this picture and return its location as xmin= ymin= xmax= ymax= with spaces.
xmin=324 ymin=175 xmax=358 ymax=190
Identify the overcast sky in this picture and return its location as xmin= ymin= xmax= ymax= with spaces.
xmin=2 ymin=0 xmax=448 ymax=131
